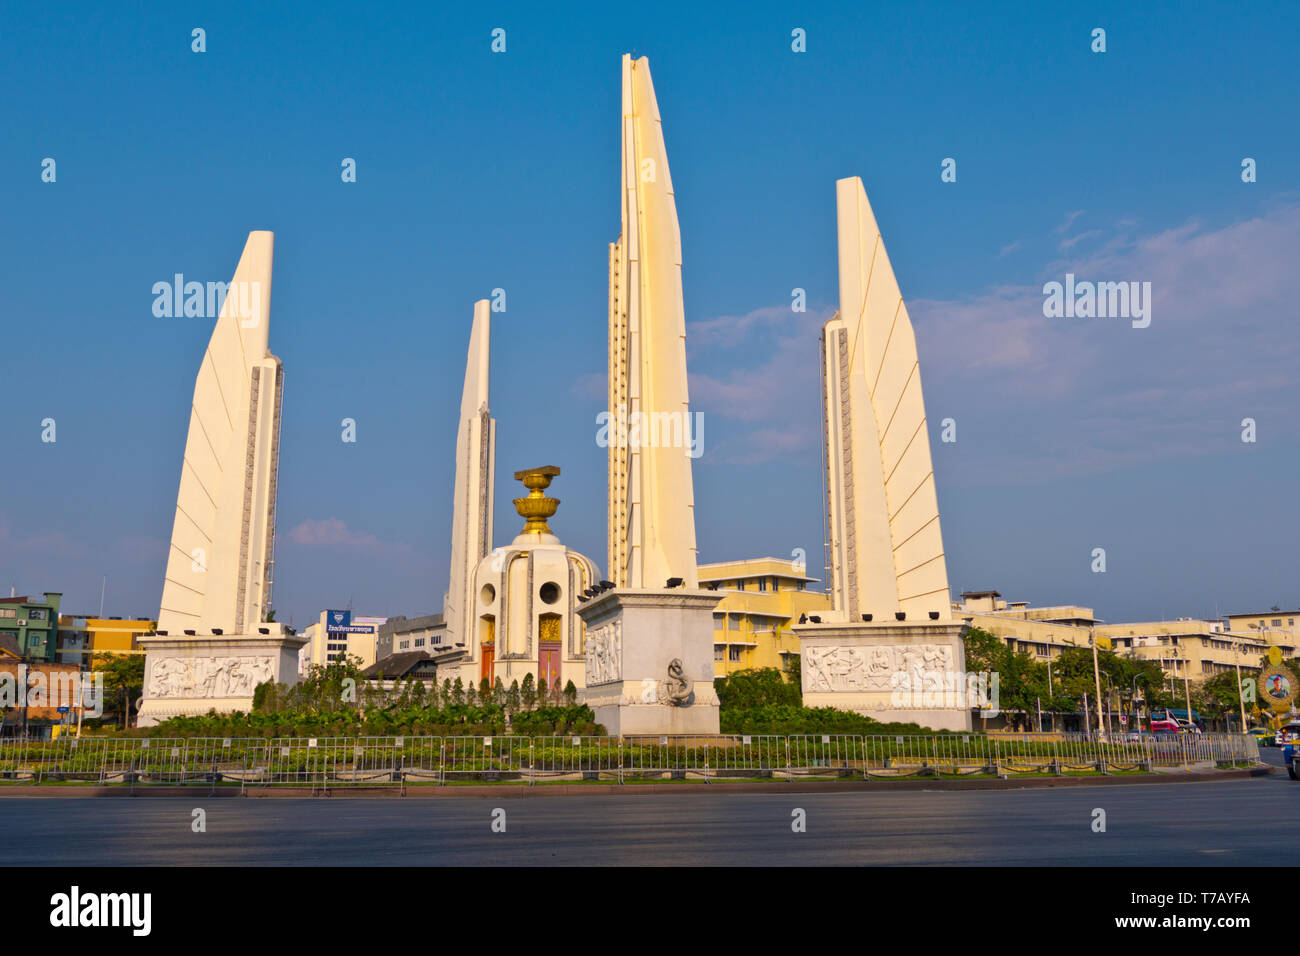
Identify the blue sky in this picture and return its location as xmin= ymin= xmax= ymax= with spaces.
xmin=2 ymin=0 xmax=1297 ymax=628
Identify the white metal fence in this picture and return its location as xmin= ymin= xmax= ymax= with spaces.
xmin=0 ymin=732 xmax=1258 ymax=791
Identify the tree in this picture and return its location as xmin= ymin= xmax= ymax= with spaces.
xmin=783 ymin=652 xmax=801 ymax=687
xmin=563 ymin=679 xmax=577 ymax=707
xmin=506 ymin=679 xmax=521 ymax=715
xmin=961 ymin=627 xmax=1004 ymax=674
xmin=521 ymin=673 xmax=536 ymax=710
xmin=715 ymin=669 xmax=801 ymax=708
xmin=1201 ymin=671 xmax=1244 ymax=723
xmin=93 ymin=653 xmax=145 ymax=730
xmin=954 ymin=628 xmax=1046 ymax=730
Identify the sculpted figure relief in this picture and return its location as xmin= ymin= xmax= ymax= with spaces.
xmin=585 ymin=620 xmax=622 ymax=686
xmin=149 ymin=656 xmax=276 ymax=699
xmin=804 ymin=644 xmax=957 ymax=694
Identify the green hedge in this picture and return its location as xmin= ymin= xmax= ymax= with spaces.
xmin=146 ymin=703 xmax=602 ymax=738
xmin=720 ymin=703 xmax=957 ymax=736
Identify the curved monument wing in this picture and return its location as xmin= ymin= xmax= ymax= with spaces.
xmin=158 ymin=231 xmax=282 ymax=635
xmin=825 ymin=178 xmax=950 ymax=621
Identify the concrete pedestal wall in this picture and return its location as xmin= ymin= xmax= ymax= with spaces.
xmin=137 ymin=632 xmax=307 ymax=728
xmin=577 ymin=588 xmax=721 ymax=735
xmin=794 ymin=621 xmax=973 ymax=732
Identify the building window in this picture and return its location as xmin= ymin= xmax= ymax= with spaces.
xmin=28 ymin=609 xmax=47 ymax=621
xmin=771 ymin=577 xmax=779 ymax=592
xmin=757 ymin=578 xmax=767 ymax=592
xmin=714 ymin=645 xmax=724 ymax=661
xmin=796 ymin=580 xmax=805 ymax=592
xmin=736 ymin=580 xmax=745 ymax=591
xmin=415 ymin=637 xmax=425 ymax=647
xmin=729 ymin=615 xmax=740 ymax=631
xmin=0 ymin=609 xmax=16 ymax=619
xmin=1273 ymin=619 xmax=1283 ymax=627
xmin=729 ymin=646 xmax=742 ymax=662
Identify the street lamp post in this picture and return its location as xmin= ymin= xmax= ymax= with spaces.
xmin=1130 ymin=674 xmax=1145 ymax=732
xmin=1176 ymin=647 xmax=1194 ymax=729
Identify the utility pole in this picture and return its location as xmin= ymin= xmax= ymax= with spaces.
xmin=1090 ymin=626 xmax=1105 ymax=738
xmin=1046 ymin=659 xmax=1055 ymax=732
xmin=1233 ymin=637 xmax=1248 ymax=733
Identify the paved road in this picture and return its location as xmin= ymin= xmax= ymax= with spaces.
xmin=1258 ymin=742 xmax=1287 ymax=770
xmin=0 ymin=770 xmax=1294 ymax=866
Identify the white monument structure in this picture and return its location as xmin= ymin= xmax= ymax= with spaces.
xmin=577 ymin=54 xmax=721 ymax=735
xmin=442 ymin=300 xmax=496 ymax=655
xmin=460 ymin=467 xmax=600 ymax=693
xmin=137 ymin=231 xmax=306 ymax=727
xmin=794 ymin=178 xmax=972 ymax=731
xmin=439 ymin=304 xmax=602 ymax=696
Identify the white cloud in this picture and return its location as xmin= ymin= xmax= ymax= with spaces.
xmin=680 ymin=199 xmax=1300 ymax=479
xmin=289 ymin=518 xmax=393 ymax=552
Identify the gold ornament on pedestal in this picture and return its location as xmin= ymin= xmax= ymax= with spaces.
xmin=512 ymin=465 xmax=561 ymax=536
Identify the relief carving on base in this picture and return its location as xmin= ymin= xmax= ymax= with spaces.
xmin=584 ymin=620 xmax=622 ymax=686
xmin=148 ymin=656 xmax=275 ymax=699
xmin=803 ymin=643 xmax=954 ymax=693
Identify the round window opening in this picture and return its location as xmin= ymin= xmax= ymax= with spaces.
xmin=539 ymin=582 xmax=561 ymax=605
xmin=480 ymin=584 xmax=496 ymax=605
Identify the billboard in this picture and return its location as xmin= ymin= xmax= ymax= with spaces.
xmin=326 ymin=610 xmax=374 ymax=634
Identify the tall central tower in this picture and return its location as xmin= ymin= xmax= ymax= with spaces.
xmin=607 ymin=53 xmax=699 ymax=590
xmin=582 ymin=54 xmax=719 ymax=735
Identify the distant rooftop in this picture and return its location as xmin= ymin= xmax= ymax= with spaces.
xmin=698 ymin=557 xmax=820 ymax=583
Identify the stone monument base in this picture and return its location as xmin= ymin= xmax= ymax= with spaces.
xmin=576 ymin=588 xmax=721 ymax=736
xmin=136 ymin=629 xmax=307 ymax=728
xmin=793 ymin=619 xmax=973 ymax=731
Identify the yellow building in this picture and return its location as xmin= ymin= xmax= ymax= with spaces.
xmin=698 ymin=557 xmax=831 ymax=678
xmin=299 ymin=611 xmax=387 ymax=672
xmin=1223 ymin=610 xmax=1300 ymax=648
xmin=955 ymin=590 xmax=1290 ymax=682
xmin=956 ymin=590 xmax=1097 ymax=660
xmin=57 ymin=616 xmax=156 ymax=661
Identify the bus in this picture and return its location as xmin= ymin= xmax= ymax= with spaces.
xmin=1150 ymin=708 xmax=1205 ymax=733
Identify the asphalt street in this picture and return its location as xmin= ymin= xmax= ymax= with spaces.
xmin=0 ymin=765 xmax=1293 ymax=866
